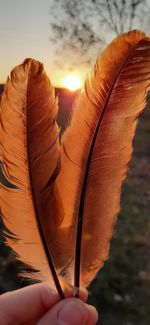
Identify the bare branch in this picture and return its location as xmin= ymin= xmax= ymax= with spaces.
xmin=49 ymin=0 xmax=150 ymax=71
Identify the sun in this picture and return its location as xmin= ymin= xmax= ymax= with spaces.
xmin=62 ymin=75 xmax=82 ymax=91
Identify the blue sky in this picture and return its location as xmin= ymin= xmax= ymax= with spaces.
xmin=0 ymin=0 xmax=64 ymax=85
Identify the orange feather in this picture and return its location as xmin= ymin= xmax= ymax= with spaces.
xmin=0 ymin=59 xmax=64 ymax=296
xmin=50 ymin=30 xmax=150 ymax=293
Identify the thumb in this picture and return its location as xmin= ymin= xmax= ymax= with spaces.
xmin=37 ymin=298 xmax=98 ymax=325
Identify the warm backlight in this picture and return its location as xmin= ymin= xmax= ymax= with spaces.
xmin=62 ymin=75 xmax=82 ymax=91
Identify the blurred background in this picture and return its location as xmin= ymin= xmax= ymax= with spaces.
xmin=0 ymin=1 xmax=150 ymax=324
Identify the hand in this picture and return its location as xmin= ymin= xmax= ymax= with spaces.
xmin=0 ymin=283 xmax=98 ymax=324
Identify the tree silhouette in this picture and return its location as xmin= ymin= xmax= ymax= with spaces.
xmin=49 ymin=0 xmax=149 ymax=71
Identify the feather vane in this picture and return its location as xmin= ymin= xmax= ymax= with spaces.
xmin=0 ymin=59 xmax=64 ymax=296
xmin=51 ymin=31 xmax=150 ymax=291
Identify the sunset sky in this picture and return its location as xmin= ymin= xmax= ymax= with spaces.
xmin=0 ymin=0 xmax=77 ymax=87
xmin=0 ymin=0 xmax=149 ymax=87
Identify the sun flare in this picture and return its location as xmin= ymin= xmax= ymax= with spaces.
xmin=62 ymin=75 xmax=82 ymax=91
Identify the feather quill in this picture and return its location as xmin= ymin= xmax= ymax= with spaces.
xmin=51 ymin=30 xmax=150 ymax=292
xmin=0 ymin=59 xmax=64 ymax=297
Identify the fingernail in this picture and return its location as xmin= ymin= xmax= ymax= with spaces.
xmin=58 ymin=299 xmax=88 ymax=325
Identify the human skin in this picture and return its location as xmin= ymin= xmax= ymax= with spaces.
xmin=0 ymin=283 xmax=98 ymax=324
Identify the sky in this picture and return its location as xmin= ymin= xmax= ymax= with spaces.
xmin=0 ymin=0 xmax=66 ymax=86
xmin=0 ymin=0 xmax=149 ymax=86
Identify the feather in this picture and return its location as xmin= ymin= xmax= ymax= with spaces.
xmin=0 ymin=59 xmax=64 ymax=297
xmin=51 ymin=30 xmax=150 ymax=293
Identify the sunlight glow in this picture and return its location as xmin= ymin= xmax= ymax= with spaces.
xmin=62 ymin=75 xmax=82 ymax=91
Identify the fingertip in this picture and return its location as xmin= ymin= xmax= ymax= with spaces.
xmin=37 ymin=297 xmax=89 ymax=325
xmin=86 ymin=304 xmax=99 ymax=324
xmin=79 ymin=287 xmax=88 ymax=302
xmin=58 ymin=298 xmax=88 ymax=324
xmin=63 ymin=285 xmax=88 ymax=302
xmin=37 ymin=297 xmax=98 ymax=325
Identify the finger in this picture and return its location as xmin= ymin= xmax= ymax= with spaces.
xmin=86 ymin=304 xmax=99 ymax=325
xmin=64 ymin=286 xmax=88 ymax=302
xmin=0 ymin=283 xmax=61 ymax=324
xmin=37 ymin=297 xmax=98 ymax=325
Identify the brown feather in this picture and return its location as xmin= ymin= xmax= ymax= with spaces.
xmin=51 ymin=30 xmax=150 ymax=290
xmin=0 ymin=59 xmax=63 ymax=294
